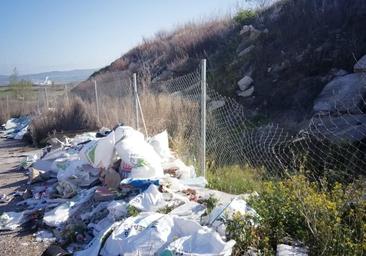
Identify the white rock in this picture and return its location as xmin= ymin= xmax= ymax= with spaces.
xmin=208 ymin=100 xmax=226 ymax=112
xmin=240 ymin=25 xmax=254 ymax=36
xmin=237 ymin=86 xmax=254 ymax=97
xmin=354 ymin=55 xmax=366 ymax=72
xmin=238 ymin=45 xmax=255 ymax=57
xmin=238 ymin=76 xmax=254 ymax=91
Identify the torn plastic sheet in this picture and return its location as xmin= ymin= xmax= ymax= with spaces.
xmin=0 ymin=211 xmax=26 ymax=230
xmin=100 ymin=212 xmax=164 ymax=256
xmin=43 ymin=188 xmax=95 ymax=227
xmin=162 ymin=228 xmax=236 ymax=256
xmin=169 ymin=201 xmax=206 ymax=222
xmin=209 ymin=197 xmax=258 ymax=225
xmin=128 ymin=184 xmax=168 ymax=212
xmin=107 ymin=200 xmax=128 ymax=221
xmin=101 ymin=213 xmax=235 ymax=256
xmin=34 ymin=230 xmax=56 ymax=243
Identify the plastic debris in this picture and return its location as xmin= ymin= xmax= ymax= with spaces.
xmin=120 ymin=177 xmax=160 ymax=191
xmin=0 ymin=125 xmax=252 ymax=255
xmin=102 ymin=213 xmax=235 ymax=256
xmin=0 ymin=211 xmax=26 ymax=230
xmin=34 ymin=230 xmax=56 ymax=243
xmin=128 ymin=184 xmax=168 ymax=212
xmin=276 ymin=244 xmax=308 ymax=256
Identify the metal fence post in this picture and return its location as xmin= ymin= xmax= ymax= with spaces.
xmin=200 ymin=59 xmax=207 ymax=178
xmin=44 ymin=87 xmax=49 ymax=110
xmin=133 ymin=73 xmax=139 ymax=130
xmin=94 ymin=79 xmax=100 ymax=123
xmin=64 ymin=84 xmax=69 ymax=104
xmin=6 ymin=95 xmax=9 ymax=116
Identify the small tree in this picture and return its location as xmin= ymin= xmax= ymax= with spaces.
xmin=9 ymin=67 xmax=33 ymax=100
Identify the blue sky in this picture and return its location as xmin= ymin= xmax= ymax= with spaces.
xmin=0 ymin=0 xmax=251 ymax=75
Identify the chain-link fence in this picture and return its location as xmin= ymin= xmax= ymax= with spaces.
xmin=0 ymin=84 xmax=72 ymax=123
xmin=3 ymin=59 xmax=365 ymax=180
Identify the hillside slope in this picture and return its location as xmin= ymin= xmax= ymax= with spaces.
xmin=73 ymin=0 xmax=366 ymax=126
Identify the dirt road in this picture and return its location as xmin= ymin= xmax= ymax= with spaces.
xmin=0 ymin=138 xmax=47 ymax=256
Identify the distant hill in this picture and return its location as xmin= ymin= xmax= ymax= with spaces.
xmin=0 ymin=69 xmax=97 ymax=86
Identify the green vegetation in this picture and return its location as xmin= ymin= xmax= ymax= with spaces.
xmin=233 ymin=9 xmax=256 ymax=25
xmin=207 ymin=165 xmax=263 ymax=194
xmin=211 ymin=167 xmax=366 ymax=255
xmin=127 ymin=205 xmax=140 ymax=217
xmin=199 ymin=194 xmax=218 ymax=214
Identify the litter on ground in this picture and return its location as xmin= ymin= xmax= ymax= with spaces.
xmin=0 ymin=119 xmax=308 ymax=255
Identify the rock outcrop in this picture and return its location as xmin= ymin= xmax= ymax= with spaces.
xmin=313 ymin=73 xmax=366 ymax=113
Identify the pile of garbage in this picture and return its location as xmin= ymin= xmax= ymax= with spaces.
xmin=1 ymin=116 xmax=31 ymax=140
xmin=0 ymin=125 xmax=257 ymax=255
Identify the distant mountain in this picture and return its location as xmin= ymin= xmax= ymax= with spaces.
xmin=0 ymin=69 xmax=97 ymax=86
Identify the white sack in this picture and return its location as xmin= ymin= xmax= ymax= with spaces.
xmin=79 ymin=131 xmax=115 ymax=169
xmin=163 ymin=228 xmax=236 ymax=256
xmin=128 ymin=184 xmax=167 ymax=212
xmin=148 ymin=130 xmax=172 ymax=161
xmin=115 ymin=130 xmax=163 ymax=179
xmin=101 ymin=212 xmax=164 ymax=256
xmin=169 ymin=201 xmax=206 ymax=222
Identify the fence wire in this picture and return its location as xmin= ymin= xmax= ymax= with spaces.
xmin=152 ymin=65 xmax=366 ymax=180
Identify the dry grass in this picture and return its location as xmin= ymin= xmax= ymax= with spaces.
xmin=30 ymin=97 xmax=99 ymax=146
xmin=94 ymin=91 xmax=200 ymax=165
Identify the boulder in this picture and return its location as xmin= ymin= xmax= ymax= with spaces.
xmin=354 ymin=55 xmax=366 ymax=73
xmin=240 ymin=25 xmax=262 ymax=41
xmin=313 ymin=73 xmax=366 ymax=113
xmin=240 ymin=25 xmax=254 ymax=36
xmin=310 ymin=114 xmax=366 ymax=143
xmin=238 ymin=45 xmax=255 ymax=57
xmin=208 ymin=100 xmax=225 ymax=112
xmin=238 ymin=76 xmax=254 ymax=91
xmin=237 ymin=86 xmax=254 ymax=97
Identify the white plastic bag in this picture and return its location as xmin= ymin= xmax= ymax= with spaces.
xmin=148 ymin=130 xmax=172 ymax=161
xmin=169 ymin=201 xmax=206 ymax=222
xmin=107 ymin=200 xmax=128 ymax=221
xmin=163 ymin=228 xmax=236 ymax=256
xmin=101 ymin=212 xmax=164 ymax=256
xmin=115 ymin=132 xmax=163 ymax=179
xmin=79 ymin=131 xmax=116 ymax=169
xmin=128 ymin=184 xmax=167 ymax=212
xmin=101 ymin=213 xmax=234 ymax=256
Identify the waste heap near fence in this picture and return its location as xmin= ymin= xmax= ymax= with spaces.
xmin=0 ymin=124 xmax=264 ymax=255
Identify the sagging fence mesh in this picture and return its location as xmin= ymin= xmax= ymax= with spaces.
xmin=150 ymin=64 xmax=366 ymax=180
xmin=73 ymin=62 xmax=366 ymax=180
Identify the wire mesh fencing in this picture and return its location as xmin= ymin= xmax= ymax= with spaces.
xmin=150 ymin=61 xmax=366 ymax=180
xmin=81 ymin=61 xmax=366 ymax=180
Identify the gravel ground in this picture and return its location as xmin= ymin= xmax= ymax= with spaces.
xmin=0 ymin=138 xmax=48 ymax=256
